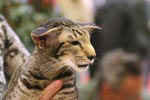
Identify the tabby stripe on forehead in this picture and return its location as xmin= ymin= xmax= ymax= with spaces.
xmin=72 ymin=32 xmax=78 ymax=38
xmin=73 ymin=28 xmax=83 ymax=36
xmin=75 ymin=29 xmax=83 ymax=35
xmin=68 ymin=35 xmax=74 ymax=40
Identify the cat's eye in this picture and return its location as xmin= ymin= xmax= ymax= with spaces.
xmin=71 ymin=41 xmax=80 ymax=45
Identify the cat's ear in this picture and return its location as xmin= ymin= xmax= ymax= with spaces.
xmin=31 ymin=27 xmax=62 ymax=37
xmin=81 ymin=24 xmax=102 ymax=32
xmin=31 ymin=27 xmax=62 ymax=49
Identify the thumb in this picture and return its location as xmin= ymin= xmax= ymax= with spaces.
xmin=39 ymin=80 xmax=63 ymax=100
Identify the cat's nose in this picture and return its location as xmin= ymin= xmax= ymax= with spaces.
xmin=84 ymin=44 xmax=96 ymax=60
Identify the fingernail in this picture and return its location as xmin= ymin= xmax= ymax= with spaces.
xmin=55 ymin=80 xmax=63 ymax=85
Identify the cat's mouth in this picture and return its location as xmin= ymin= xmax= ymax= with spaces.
xmin=77 ymin=64 xmax=89 ymax=71
xmin=78 ymin=64 xmax=89 ymax=68
xmin=77 ymin=60 xmax=94 ymax=70
xmin=77 ymin=62 xmax=92 ymax=70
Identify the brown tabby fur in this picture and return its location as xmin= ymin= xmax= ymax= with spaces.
xmin=3 ymin=18 xmax=99 ymax=100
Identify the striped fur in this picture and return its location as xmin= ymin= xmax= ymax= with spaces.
xmin=3 ymin=18 xmax=98 ymax=100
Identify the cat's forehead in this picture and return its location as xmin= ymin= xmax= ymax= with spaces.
xmin=63 ymin=26 xmax=89 ymax=36
xmin=31 ymin=18 xmax=79 ymax=36
xmin=31 ymin=17 xmax=100 ymax=37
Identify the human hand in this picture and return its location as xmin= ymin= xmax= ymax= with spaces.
xmin=39 ymin=80 xmax=63 ymax=100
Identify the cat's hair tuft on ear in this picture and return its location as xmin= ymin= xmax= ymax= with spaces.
xmin=80 ymin=24 xmax=102 ymax=33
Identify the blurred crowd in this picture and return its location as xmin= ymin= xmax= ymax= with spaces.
xmin=1 ymin=0 xmax=150 ymax=100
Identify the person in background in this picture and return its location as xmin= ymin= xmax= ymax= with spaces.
xmin=80 ymin=0 xmax=150 ymax=100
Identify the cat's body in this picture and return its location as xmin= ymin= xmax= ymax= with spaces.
xmin=4 ymin=49 xmax=77 ymax=100
xmin=3 ymin=18 xmax=98 ymax=100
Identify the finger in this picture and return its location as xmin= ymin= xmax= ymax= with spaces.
xmin=39 ymin=80 xmax=63 ymax=100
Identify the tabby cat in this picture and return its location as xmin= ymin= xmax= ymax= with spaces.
xmin=3 ymin=18 xmax=99 ymax=100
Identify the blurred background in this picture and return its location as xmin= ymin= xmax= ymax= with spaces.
xmin=1 ymin=0 xmax=150 ymax=100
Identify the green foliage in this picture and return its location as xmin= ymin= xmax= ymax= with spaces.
xmin=0 ymin=1 xmax=52 ymax=52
